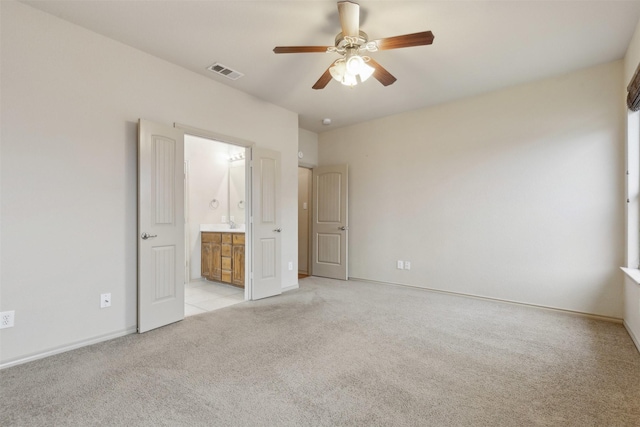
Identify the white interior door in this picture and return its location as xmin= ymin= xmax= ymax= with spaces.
xmin=251 ymin=147 xmax=282 ymax=300
xmin=138 ymin=119 xmax=185 ymax=333
xmin=312 ymin=164 xmax=349 ymax=280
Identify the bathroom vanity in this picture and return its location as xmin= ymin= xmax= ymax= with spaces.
xmin=201 ymin=230 xmax=245 ymax=288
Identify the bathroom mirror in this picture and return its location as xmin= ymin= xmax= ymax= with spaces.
xmin=229 ymin=162 xmax=245 ymax=224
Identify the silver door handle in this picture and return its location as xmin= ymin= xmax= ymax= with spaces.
xmin=273 ymin=228 xmax=282 ymax=232
xmin=141 ymin=232 xmax=157 ymax=240
xmin=339 ymin=226 xmax=348 ymax=230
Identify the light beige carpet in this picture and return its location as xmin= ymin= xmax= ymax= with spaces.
xmin=1 ymin=276 xmax=639 ymax=426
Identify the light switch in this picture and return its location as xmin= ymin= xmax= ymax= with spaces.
xmin=303 ymin=202 xmax=308 ymax=210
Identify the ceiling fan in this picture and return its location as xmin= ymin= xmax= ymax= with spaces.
xmin=273 ymin=1 xmax=434 ymax=89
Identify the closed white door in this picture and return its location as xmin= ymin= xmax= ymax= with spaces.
xmin=138 ymin=119 xmax=185 ymax=333
xmin=251 ymin=147 xmax=282 ymax=300
xmin=312 ymin=164 xmax=348 ymax=280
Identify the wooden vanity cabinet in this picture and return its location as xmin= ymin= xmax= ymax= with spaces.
xmin=201 ymin=232 xmax=221 ymax=281
xmin=201 ymin=231 xmax=245 ymax=288
xmin=232 ymin=234 xmax=245 ymax=287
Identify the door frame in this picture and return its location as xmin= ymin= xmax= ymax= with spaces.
xmin=298 ymin=166 xmax=313 ymax=276
xmin=175 ymin=123 xmax=254 ymax=301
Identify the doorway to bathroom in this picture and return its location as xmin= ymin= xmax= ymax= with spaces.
xmin=183 ymin=134 xmax=247 ymax=316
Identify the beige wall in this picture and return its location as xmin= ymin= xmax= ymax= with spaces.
xmin=298 ymin=128 xmax=319 ymax=168
xmin=319 ymin=61 xmax=625 ymax=318
xmin=0 ymin=2 xmax=299 ymax=365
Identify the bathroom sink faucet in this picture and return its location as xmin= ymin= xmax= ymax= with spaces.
xmin=229 ymin=220 xmax=236 ymax=229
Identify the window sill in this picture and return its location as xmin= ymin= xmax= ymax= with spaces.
xmin=621 ymin=267 xmax=640 ymax=285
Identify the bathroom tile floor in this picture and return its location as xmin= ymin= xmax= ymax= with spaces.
xmin=185 ymin=280 xmax=244 ymax=317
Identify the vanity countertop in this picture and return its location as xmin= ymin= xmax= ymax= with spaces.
xmin=200 ymin=223 xmax=245 ymax=233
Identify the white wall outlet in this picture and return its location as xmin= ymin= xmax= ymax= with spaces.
xmin=405 ymin=261 xmax=411 ymax=270
xmin=221 ymin=215 xmax=226 ymax=223
xmin=230 ymin=215 xmax=234 ymax=221
xmin=397 ymin=260 xmax=404 ymax=269
xmin=100 ymin=293 xmax=111 ymax=308
xmin=0 ymin=311 xmax=15 ymax=329
xmin=288 ymin=261 xmax=293 ymax=271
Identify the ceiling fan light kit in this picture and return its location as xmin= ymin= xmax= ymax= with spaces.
xmin=273 ymin=1 xmax=434 ymax=90
xmin=329 ymin=52 xmax=375 ymax=87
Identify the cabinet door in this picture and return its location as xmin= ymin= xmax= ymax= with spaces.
xmin=232 ymin=244 xmax=245 ymax=287
xmin=202 ymin=233 xmax=222 ymax=281
xmin=201 ymin=242 xmax=213 ymax=279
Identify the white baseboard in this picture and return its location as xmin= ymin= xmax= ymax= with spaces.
xmin=0 ymin=326 xmax=137 ymax=370
xmin=624 ymin=320 xmax=640 ymax=354
xmin=349 ymin=276 xmax=623 ymax=323
xmin=282 ymin=283 xmax=299 ymax=293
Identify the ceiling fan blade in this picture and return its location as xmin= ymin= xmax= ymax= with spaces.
xmin=338 ymin=1 xmax=360 ymax=37
xmin=273 ymin=46 xmax=331 ymax=54
xmin=372 ymin=31 xmax=434 ymax=51
xmin=366 ymin=58 xmax=397 ymax=86
xmin=312 ymin=67 xmax=333 ymax=90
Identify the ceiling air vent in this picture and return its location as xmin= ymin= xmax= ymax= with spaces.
xmin=206 ymin=63 xmax=244 ymax=81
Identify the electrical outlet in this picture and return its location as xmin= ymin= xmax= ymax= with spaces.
xmin=397 ymin=260 xmax=404 ymax=269
xmin=405 ymin=261 xmax=411 ymax=270
xmin=100 ymin=293 xmax=111 ymax=308
xmin=288 ymin=261 xmax=293 ymax=271
xmin=1 ymin=311 xmax=15 ymax=329
xmin=221 ymin=215 xmax=226 ymax=223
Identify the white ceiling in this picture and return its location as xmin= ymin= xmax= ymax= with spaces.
xmin=22 ymin=0 xmax=640 ymax=133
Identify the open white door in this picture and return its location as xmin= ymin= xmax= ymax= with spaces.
xmin=312 ymin=164 xmax=348 ymax=280
xmin=251 ymin=147 xmax=282 ymax=300
xmin=138 ymin=119 xmax=185 ymax=333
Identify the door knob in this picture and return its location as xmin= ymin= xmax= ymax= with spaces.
xmin=339 ymin=226 xmax=348 ymax=231
xmin=141 ymin=232 xmax=157 ymax=240
xmin=273 ymin=228 xmax=282 ymax=232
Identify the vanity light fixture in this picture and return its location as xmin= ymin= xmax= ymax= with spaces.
xmin=229 ymin=152 xmax=245 ymax=162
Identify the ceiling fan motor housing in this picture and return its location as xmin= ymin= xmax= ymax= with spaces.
xmin=335 ymin=31 xmax=369 ymax=50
